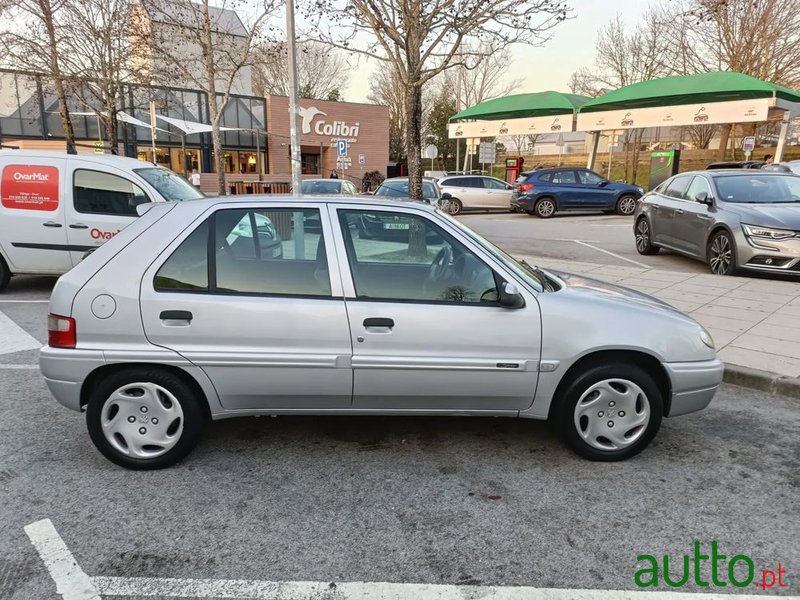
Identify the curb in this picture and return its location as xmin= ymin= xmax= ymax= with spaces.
xmin=723 ymin=363 xmax=800 ymax=398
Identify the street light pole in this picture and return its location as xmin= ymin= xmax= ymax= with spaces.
xmin=285 ymin=0 xmax=302 ymax=197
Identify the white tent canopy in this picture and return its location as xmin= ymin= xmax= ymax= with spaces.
xmin=155 ymin=115 xmax=242 ymax=135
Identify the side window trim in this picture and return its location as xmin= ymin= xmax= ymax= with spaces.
xmin=72 ymin=168 xmax=152 ymax=216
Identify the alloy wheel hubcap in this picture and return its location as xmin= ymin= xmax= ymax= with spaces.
xmin=620 ymin=197 xmax=636 ymax=214
xmin=710 ymin=235 xmax=732 ymax=274
xmin=448 ymin=201 xmax=460 ymax=215
xmin=635 ymin=220 xmax=649 ymax=251
xmin=574 ymin=378 xmax=650 ymax=451
xmin=100 ymin=382 xmax=184 ymax=458
xmin=538 ymin=201 xmax=554 ymax=216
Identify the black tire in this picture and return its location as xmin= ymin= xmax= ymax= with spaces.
xmin=86 ymin=367 xmax=207 ymax=470
xmin=707 ymin=230 xmax=736 ymax=275
xmin=556 ymin=362 xmax=663 ymax=461
xmin=634 ymin=217 xmax=660 ymax=255
xmin=615 ymin=194 xmax=637 ymax=216
xmin=0 ymin=255 xmax=10 ymax=292
xmin=447 ymin=198 xmax=463 ymax=216
xmin=534 ymin=197 xmax=556 ymax=218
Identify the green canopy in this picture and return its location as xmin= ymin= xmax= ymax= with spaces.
xmin=449 ymin=91 xmax=591 ymax=122
xmin=580 ymin=71 xmax=800 ymax=113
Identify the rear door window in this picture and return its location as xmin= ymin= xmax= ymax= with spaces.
xmin=665 ymin=175 xmax=692 ymax=200
xmin=463 ymin=177 xmax=485 ymax=188
xmin=74 ymin=170 xmax=150 ymax=215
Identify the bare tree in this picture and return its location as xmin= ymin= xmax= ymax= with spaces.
xmin=252 ymin=40 xmax=349 ymax=100
xmin=683 ymin=124 xmax=718 ymax=149
xmin=527 ymin=133 xmax=542 ymax=154
xmin=0 ymin=0 xmax=76 ymax=149
xmin=304 ymin=0 xmax=570 ymax=202
xmin=367 ymin=64 xmax=406 ymax=162
xmin=130 ymin=0 xmax=277 ymax=195
xmin=440 ymin=42 xmax=522 ymax=113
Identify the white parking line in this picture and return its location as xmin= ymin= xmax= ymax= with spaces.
xmin=0 ymin=299 xmax=49 ymax=303
xmin=26 ymin=520 xmax=797 ymax=600
xmin=0 ymin=363 xmax=38 ymax=369
xmin=24 ymin=520 xmax=101 ymax=600
xmin=0 ymin=310 xmax=42 ymax=355
xmin=572 ymin=240 xmax=651 ymax=269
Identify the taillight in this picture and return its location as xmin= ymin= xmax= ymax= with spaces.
xmin=519 ymin=183 xmax=534 ymax=192
xmin=48 ymin=314 xmax=76 ymax=348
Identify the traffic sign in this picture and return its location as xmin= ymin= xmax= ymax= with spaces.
xmin=337 ymin=140 xmax=348 ymax=157
xmin=479 ymin=142 xmax=496 ymax=164
xmin=358 ymin=154 xmax=365 ymax=166
xmin=742 ymin=136 xmax=756 ymax=153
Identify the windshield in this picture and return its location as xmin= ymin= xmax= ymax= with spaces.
xmin=376 ymin=180 xmax=438 ymax=199
xmin=715 ymin=174 xmax=800 ymax=203
xmin=134 ymin=168 xmax=204 ymax=202
xmin=438 ymin=210 xmax=545 ymax=292
xmin=301 ymin=180 xmax=342 ymax=194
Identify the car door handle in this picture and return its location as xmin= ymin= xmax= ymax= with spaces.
xmin=69 ymin=223 xmax=89 ymax=229
xmin=697 ymin=214 xmax=712 ymax=220
xmin=364 ymin=317 xmax=394 ymax=329
xmin=160 ymin=310 xmax=193 ymax=322
xmin=43 ymin=221 xmax=62 ymax=228
xmin=675 ymin=209 xmax=684 ymax=215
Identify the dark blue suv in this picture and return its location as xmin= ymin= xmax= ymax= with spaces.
xmin=512 ymin=168 xmax=644 ymax=218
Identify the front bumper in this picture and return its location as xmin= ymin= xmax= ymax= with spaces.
xmin=39 ymin=346 xmax=105 ymax=412
xmin=737 ymin=229 xmax=800 ymax=274
xmin=663 ymin=358 xmax=724 ymax=417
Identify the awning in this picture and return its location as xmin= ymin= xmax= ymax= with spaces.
xmin=117 ymin=111 xmax=170 ymax=134
xmin=156 ymin=115 xmax=242 ymax=135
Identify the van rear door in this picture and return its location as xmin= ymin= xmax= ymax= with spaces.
xmin=0 ymin=158 xmax=72 ymax=274
xmin=65 ymin=164 xmax=151 ymax=266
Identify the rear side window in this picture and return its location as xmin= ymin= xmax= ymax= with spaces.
xmin=443 ymin=177 xmax=466 ymax=187
xmin=537 ymin=173 xmax=552 ymax=183
xmin=665 ymin=176 xmax=692 ymax=199
xmin=74 ymin=170 xmax=150 ymax=216
xmin=155 ymin=208 xmax=330 ymax=297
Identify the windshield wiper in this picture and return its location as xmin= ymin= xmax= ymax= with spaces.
xmin=520 ymin=259 xmax=555 ymax=292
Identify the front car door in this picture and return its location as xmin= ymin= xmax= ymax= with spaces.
xmin=671 ymin=175 xmax=714 ymax=256
xmin=332 ymin=204 xmax=541 ymax=412
xmin=140 ymin=201 xmax=353 ymax=410
xmin=575 ymin=169 xmax=612 ymax=208
xmin=66 ymin=166 xmax=152 ymax=266
xmin=482 ymin=177 xmax=513 ymax=209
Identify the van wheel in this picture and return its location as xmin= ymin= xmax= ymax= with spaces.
xmin=0 ymin=256 xmax=10 ymax=292
xmin=86 ymin=368 xmax=207 ymax=470
xmin=556 ymin=363 xmax=663 ymax=461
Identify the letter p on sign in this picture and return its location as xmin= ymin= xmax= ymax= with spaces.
xmin=337 ymin=140 xmax=348 ymax=157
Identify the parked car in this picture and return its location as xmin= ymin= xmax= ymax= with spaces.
xmin=437 ymin=175 xmax=514 ymax=215
xmin=634 ymin=170 xmax=800 ymax=275
xmin=300 ymin=178 xmax=359 ymax=195
xmin=0 ymin=150 xmax=203 ymax=292
xmin=706 ymin=160 xmax=765 ymax=170
xmin=512 ymin=168 xmax=644 ymax=218
xmin=41 ymin=195 xmax=722 ymax=469
xmin=373 ymin=176 xmax=444 ymax=204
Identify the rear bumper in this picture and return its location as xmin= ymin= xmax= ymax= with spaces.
xmin=512 ymin=196 xmax=534 ymax=211
xmin=39 ymin=346 xmax=105 ymax=412
xmin=664 ymin=358 xmax=724 ymax=417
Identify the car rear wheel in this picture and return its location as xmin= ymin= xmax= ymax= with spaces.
xmin=86 ymin=368 xmax=206 ymax=470
xmin=0 ymin=256 xmax=10 ymax=292
xmin=615 ymin=195 xmax=637 ymax=216
xmin=556 ymin=363 xmax=663 ymax=461
xmin=534 ymin=198 xmax=556 ymax=218
xmin=634 ymin=218 xmax=660 ymax=255
xmin=446 ymin=198 xmax=463 ymax=216
xmin=707 ymin=230 xmax=736 ymax=276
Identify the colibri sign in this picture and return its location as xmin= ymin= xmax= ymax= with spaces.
xmin=299 ymin=106 xmax=360 ymax=140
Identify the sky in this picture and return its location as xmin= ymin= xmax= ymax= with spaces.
xmin=339 ymin=0 xmax=649 ymax=103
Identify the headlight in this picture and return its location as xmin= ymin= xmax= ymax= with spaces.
xmin=636 ymin=186 xmax=645 ymax=195
xmin=742 ymin=224 xmax=797 ymax=241
xmin=699 ymin=326 xmax=715 ymax=349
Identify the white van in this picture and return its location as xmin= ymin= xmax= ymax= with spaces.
xmin=0 ymin=150 xmax=203 ymax=291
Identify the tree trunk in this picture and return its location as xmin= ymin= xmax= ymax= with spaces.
xmin=716 ymin=124 xmax=731 ymax=160
xmin=40 ymin=0 xmax=75 ymax=151
xmin=53 ymin=76 xmax=76 ymax=152
xmin=404 ymin=81 xmax=426 ymax=258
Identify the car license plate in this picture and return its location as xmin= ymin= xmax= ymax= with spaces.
xmin=383 ymin=223 xmax=409 ymax=230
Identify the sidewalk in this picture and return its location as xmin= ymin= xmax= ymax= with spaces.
xmin=522 ymin=255 xmax=800 ymax=393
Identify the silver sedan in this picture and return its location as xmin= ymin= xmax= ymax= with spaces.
xmin=634 ymin=170 xmax=800 ymax=275
xmin=40 ymin=196 xmax=722 ymax=469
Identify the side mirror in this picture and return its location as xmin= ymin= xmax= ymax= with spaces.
xmin=441 ymin=192 xmax=452 ymax=200
xmin=695 ymin=191 xmax=713 ymax=205
xmin=498 ymin=281 xmax=525 ymax=309
xmin=506 ymin=184 xmax=513 ymax=190
xmin=598 ymin=180 xmax=609 ymax=187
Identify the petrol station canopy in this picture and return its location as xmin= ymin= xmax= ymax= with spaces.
xmin=447 ymin=91 xmax=590 ymax=139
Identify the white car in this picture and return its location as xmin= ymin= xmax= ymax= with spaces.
xmin=437 ymin=175 xmax=514 ymax=215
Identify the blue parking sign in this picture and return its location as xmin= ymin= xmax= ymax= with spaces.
xmin=337 ymin=140 xmax=348 ymax=157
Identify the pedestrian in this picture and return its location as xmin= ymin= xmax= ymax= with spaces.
xmin=190 ymin=169 xmax=201 ymax=188
xmin=764 ymin=154 xmax=774 ymax=165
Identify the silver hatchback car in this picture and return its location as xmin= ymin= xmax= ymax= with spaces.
xmin=40 ymin=196 xmax=723 ymax=469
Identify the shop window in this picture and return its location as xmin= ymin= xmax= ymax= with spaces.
xmin=301 ymin=153 xmax=320 ymax=175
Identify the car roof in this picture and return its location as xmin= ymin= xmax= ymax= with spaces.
xmin=673 ymin=169 xmax=793 ymax=178
xmin=161 ymin=194 xmax=438 ymax=212
xmin=380 ymin=176 xmax=437 ymax=182
xmin=301 ymin=178 xmax=341 ymax=183
xmin=0 ymin=149 xmax=161 ymax=170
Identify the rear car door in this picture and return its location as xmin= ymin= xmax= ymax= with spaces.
xmin=671 ymin=176 xmax=714 ymax=256
xmin=333 ymin=204 xmax=541 ymax=411
xmin=140 ymin=202 xmax=353 ymax=410
xmin=550 ymin=170 xmax=581 ymax=208
xmin=657 ymin=175 xmax=693 ymax=247
xmin=440 ymin=177 xmax=469 ymax=206
xmin=0 ymin=158 xmax=72 ymax=273
xmin=66 ymin=166 xmax=152 ymax=266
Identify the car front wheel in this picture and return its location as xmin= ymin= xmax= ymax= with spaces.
xmin=0 ymin=256 xmax=10 ymax=292
xmin=707 ymin=230 xmax=736 ymax=275
xmin=634 ymin=218 xmax=660 ymax=255
xmin=86 ymin=368 xmax=206 ymax=469
xmin=557 ymin=363 xmax=663 ymax=461
xmin=616 ymin=194 xmax=637 ymax=216
xmin=534 ymin=198 xmax=556 ymax=218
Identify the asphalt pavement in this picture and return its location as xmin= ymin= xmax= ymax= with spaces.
xmin=0 ymin=215 xmax=798 ymax=599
